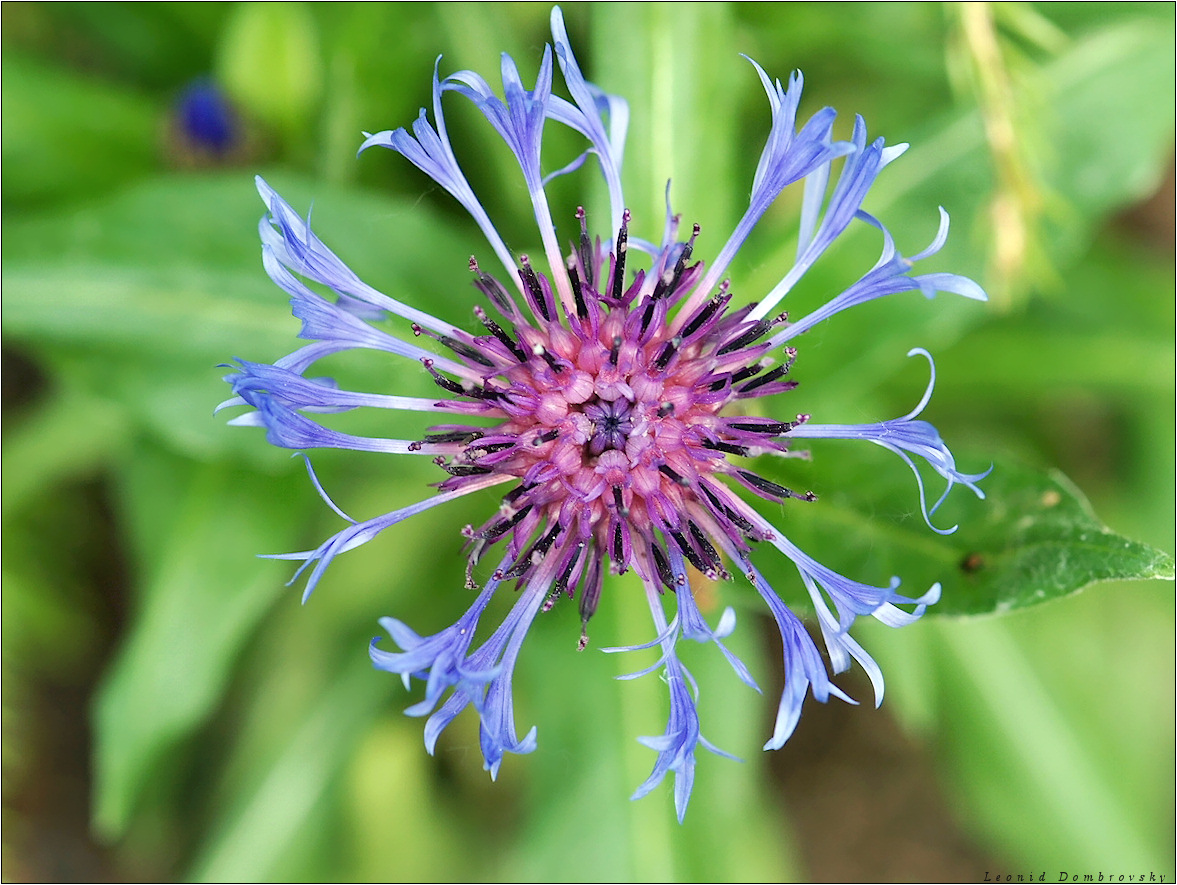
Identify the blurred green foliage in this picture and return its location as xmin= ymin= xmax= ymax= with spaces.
xmin=2 ymin=2 xmax=1173 ymax=882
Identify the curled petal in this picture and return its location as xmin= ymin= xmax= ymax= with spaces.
xmin=418 ymin=568 xmax=551 ymax=776
xmin=627 ymin=580 xmax=736 ymax=823
xmin=786 ymin=349 xmax=990 ymax=533
xmin=479 ymin=588 xmax=543 ymax=779
xmin=264 ymin=475 xmax=510 ymax=601
xmin=549 ymin=6 xmax=629 ymax=233
xmin=771 ymin=210 xmax=987 ymax=345
xmin=443 ymin=45 xmax=576 ymax=315
xmin=442 ymin=47 xmax=554 ymax=191
xmin=685 ymin=63 xmax=853 ymax=313
xmin=769 ymin=528 xmax=940 ymax=631
xmin=631 ymin=662 xmax=736 ymax=823
xmin=256 ymin=176 xmax=464 ymax=335
xmin=713 ymin=540 xmax=855 ymax=750
xmin=358 ymin=60 xmax=517 ymax=281
xmin=751 ymin=115 xmax=908 ymax=320
xmin=601 ymin=612 xmax=678 ymax=680
xmin=296 ymin=452 xmax=355 ymax=524
xmin=370 ymin=572 xmax=503 ymax=714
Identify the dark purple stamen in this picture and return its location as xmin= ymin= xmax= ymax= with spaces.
xmin=475 ymin=306 xmax=529 ymax=362
xmin=471 ymin=258 xmax=519 ymax=318
xmin=608 ymin=335 xmax=622 ymax=366
xmin=667 ymin=528 xmax=709 ymax=575
xmin=612 ymin=485 xmax=629 ymax=516
xmin=652 ymin=223 xmax=700 ymax=301
xmin=423 ymin=430 xmax=485 ymax=444
xmin=519 ymin=256 xmax=554 ymax=322
xmin=737 ymin=363 xmax=794 ymax=393
xmin=736 ymin=469 xmax=817 ymax=502
xmin=611 ymin=210 xmax=630 ymax=303
xmin=701 ymin=439 xmax=750 ymax=457
xmin=567 ymin=256 xmax=589 ymax=319
xmin=650 ymin=544 xmax=675 ymax=590
xmin=725 ymin=419 xmax=800 ymax=435
xmin=653 ymin=335 xmax=684 ymax=370
xmin=423 ymin=359 xmax=465 ymax=395
xmin=534 ymin=345 xmax=564 ymax=373
xmin=730 ymin=361 xmax=770 ymax=384
xmin=477 ymin=504 xmax=534 ymax=541
xmin=575 ymin=206 xmax=596 ymax=291
xmin=441 ymin=334 xmax=496 ymax=367
xmin=658 ymin=464 xmax=689 ymax=487
xmin=680 ymin=293 xmax=731 ymax=341
xmin=555 ymin=542 xmax=586 ymax=597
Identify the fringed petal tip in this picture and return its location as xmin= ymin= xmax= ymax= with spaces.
xmin=786 ymin=347 xmax=989 ymax=536
xmin=214 ymin=394 xmax=247 ymax=416
xmin=356 ymin=127 xmax=396 ymax=156
xmin=484 ymin=724 xmax=538 ymax=781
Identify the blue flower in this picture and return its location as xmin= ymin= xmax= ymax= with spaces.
xmin=175 ymin=78 xmax=237 ymax=155
xmin=221 ymin=5 xmax=986 ymax=820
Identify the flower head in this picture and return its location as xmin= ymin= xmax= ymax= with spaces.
xmin=221 ymin=6 xmax=986 ymax=821
xmin=177 ymin=79 xmax=237 ymax=153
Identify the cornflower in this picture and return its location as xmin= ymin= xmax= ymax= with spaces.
xmin=221 ymin=7 xmax=987 ymax=821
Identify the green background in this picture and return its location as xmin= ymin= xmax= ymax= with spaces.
xmin=3 ymin=3 xmax=1173 ymax=881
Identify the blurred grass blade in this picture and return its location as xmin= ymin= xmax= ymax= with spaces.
xmin=875 ymin=17 xmax=1175 ymax=274
xmin=1046 ymin=20 xmax=1176 ymax=219
xmin=186 ymin=656 xmax=385 ymax=882
xmin=935 ymin=614 xmax=1169 ymax=868
xmin=937 ymin=328 xmax=1174 ymax=396
xmin=588 ymin=3 xmax=739 ymax=237
xmin=92 ymin=447 xmax=305 ymax=838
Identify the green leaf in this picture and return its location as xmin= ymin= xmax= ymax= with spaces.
xmin=1046 ymin=21 xmax=1176 ymax=219
xmin=2 ymin=53 xmax=159 ymax=207
xmin=756 ymin=454 xmax=1173 ymax=618
xmin=92 ymin=447 xmax=308 ymax=839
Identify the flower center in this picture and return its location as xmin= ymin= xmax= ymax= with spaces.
xmin=583 ymin=396 xmax=635 ymax=456
xmin=416 ymin=212 xmax=813 ymax=615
